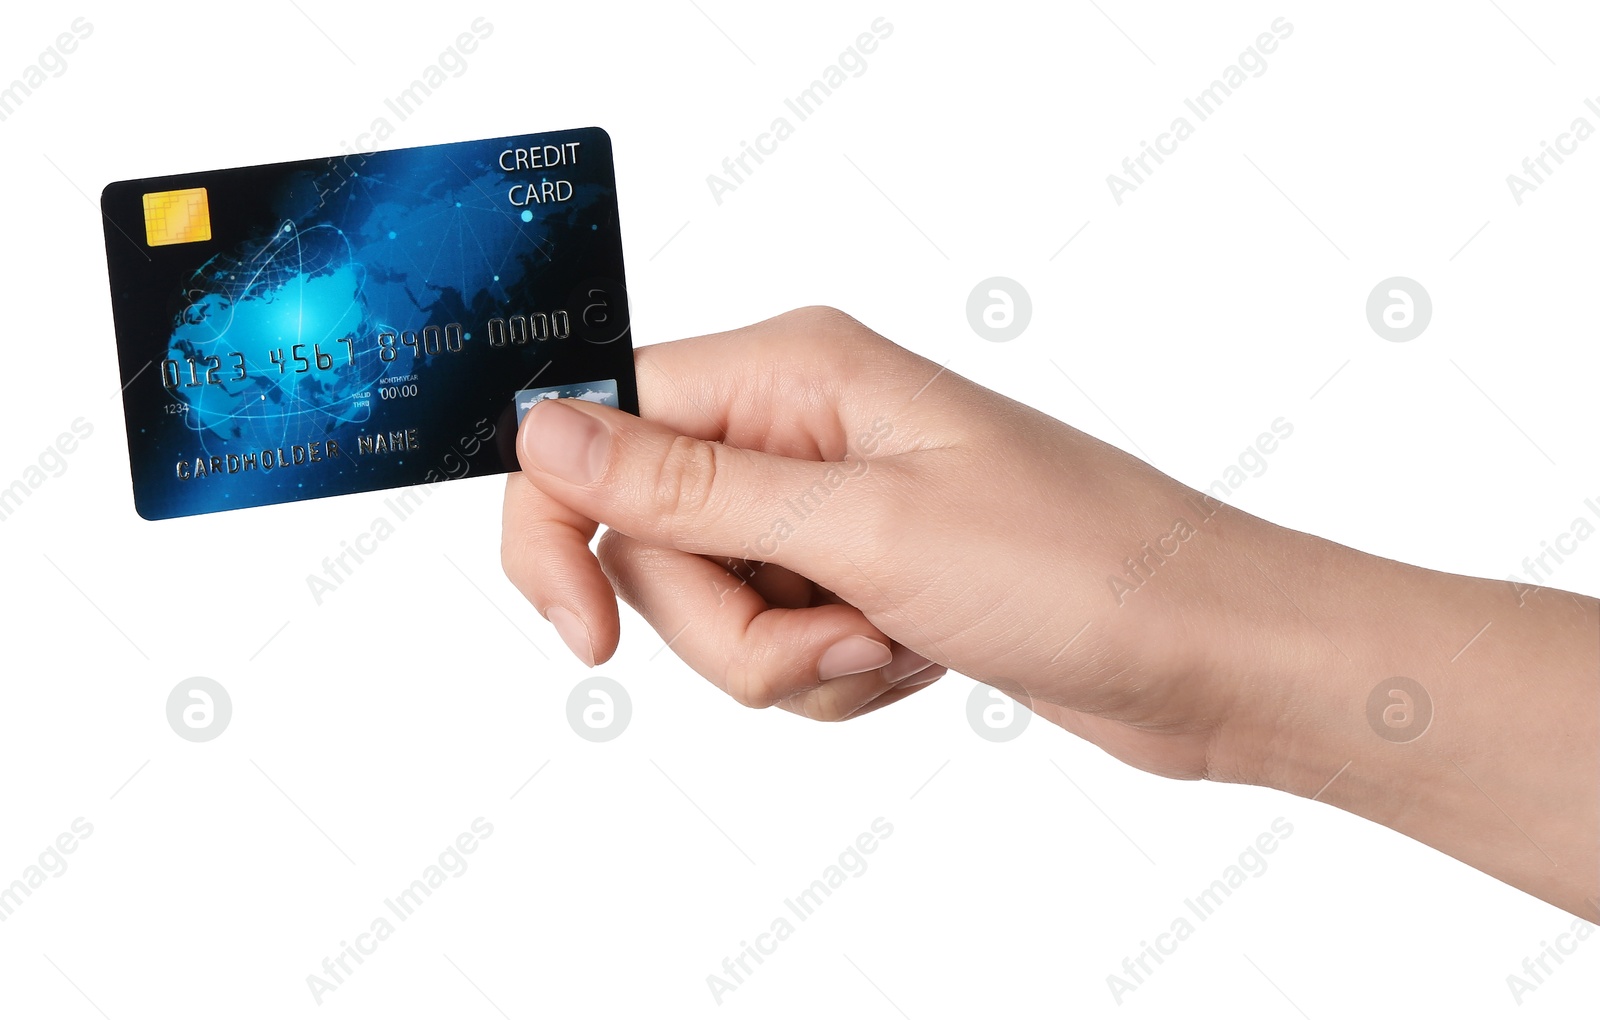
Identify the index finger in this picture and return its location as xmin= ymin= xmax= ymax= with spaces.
xmin=629 ymin=305 xmax=938 ymax=458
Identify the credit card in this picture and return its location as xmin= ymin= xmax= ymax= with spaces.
xmin=100 ymin=126 xmax=637 ymax=521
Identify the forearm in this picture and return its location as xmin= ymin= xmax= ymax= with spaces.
xmin=1224 ymin=523 xmax=1600 ymax=918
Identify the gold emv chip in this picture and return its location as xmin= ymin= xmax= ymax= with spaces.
xmin=142 ymin=187 xmax=211 ymax=246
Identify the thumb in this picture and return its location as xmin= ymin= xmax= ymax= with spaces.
xmin=516 ymin=398 xmax=874 ymax=573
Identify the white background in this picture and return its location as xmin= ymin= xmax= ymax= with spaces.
xmin=1 ymin=2 xmax=1597 ymax=1016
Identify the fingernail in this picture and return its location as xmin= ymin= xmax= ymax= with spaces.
xmin=522 ymin=400 xmax=609 ymax=484
xmin=546 ymin=606 xmax=595 ymax=667
xmin=818 ymin=635 xmax=893 ymax=681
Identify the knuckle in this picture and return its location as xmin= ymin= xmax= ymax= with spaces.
xmin=805 ymin=689 xmax=850 ymax=722
xmin=787 ymin=304 xmax=861 ymax=332
xmin=802 ymin=674 xmax=875 ymax=722
xmin=726 ymin=670 xmax=778 ymax=710
xmin=789 ymin=306 xmax=897 ymax=375
xmin=767 ymin=306 xmax=911 ymax=390
xmin=786 ymin=306 xmax=866 ymax=352
xmin=723 ymin=643 xmax=789 ymax=710
xmin=651 ymin=434 xmax=722 ymax=539
xmin=779 ymin=691 xmax=822 ymax=721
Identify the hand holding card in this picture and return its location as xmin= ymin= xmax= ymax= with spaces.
xmin=501 ymin=306 xmax=1600 ymax=919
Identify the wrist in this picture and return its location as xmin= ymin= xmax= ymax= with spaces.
xmin=1208 ymin=522 xmax=1599 ymax=916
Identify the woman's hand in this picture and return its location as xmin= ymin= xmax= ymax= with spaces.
xmin=502 ymin=307 xmax=1294 ymax=781
xmin=501 ymin=307 xmax=1598 ymax=918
